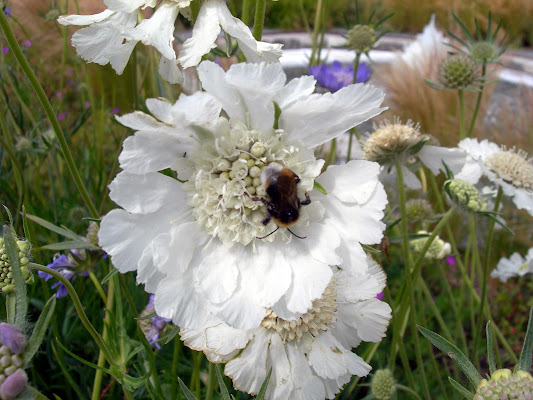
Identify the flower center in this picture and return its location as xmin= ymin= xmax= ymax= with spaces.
xmin=485 ymin=149 xmax=533 ymax=189
xmin=184 ymin=123 xmax=318 ymax=246
xmin=261 ymin=280 xmax=337 ymax=343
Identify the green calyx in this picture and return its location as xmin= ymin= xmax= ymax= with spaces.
xmin=438 ymin=54 xmax=477 ymax=89
xmin=347 ymin=24 xmax=376 ymax=54
xmin=470 ymin=41 xmax=498 ymax=64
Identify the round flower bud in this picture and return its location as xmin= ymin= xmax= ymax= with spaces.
xmin=438 ymin=54 xmax=477 ymax=89
xmin=406 ymin=199 xmax=434 ymax=224
xmin=0 ymin=325 xmax=26 ymax=355
xmin=86 ymin=222 xmax=100 ymax=247
xmin=473 ymin=369 xmax=533 ymax=400
xmin=371 ymin=369 xmax=396 ymax=400
xmin=0 ymin=323 xmax=27 ymax=400
xmin=470 ymin=41 xmax=498 ymax=64
xmin=444 ymin=179 xmax=487 ymax=213
xmin=410 ymin=231 xmax=452 ymax=260
xmin=347 ymin=24 xmax=376 ymax=54
xmin=0 ymin=238 xmax=33 ymax=294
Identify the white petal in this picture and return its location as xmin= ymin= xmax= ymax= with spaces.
xmin=418 ymin=145 xmax=466 ymax=175
xmin=274 ymin=75 xmax=316 ymax=109
xmin=210 ymin=284 xmax=266 ymax=330
xmin=195 ymin=245 xmax=239 ymax=304
xmin=104 ymin=0 xmax=156 ymax=13
xmin=115 ymin=110 xmax=170 ymax=131
xmin=319 ymin=161 xmax=382 ymax=204
xmin=159 ymin=57 xmax=184 ymax=84
xmin=280 ymin=83 xmax=386 ymax=149
xmin=155 ymin=271 xmax=210 ymax=329
xmin=336 ymin=240 xmax=368 ymax=276
xmin=125 ymin=1 xmax=179 ymax=60
xmin=225 ymin=329 xmax=269 ymax=395
xmin=286 ymin=342 xmax=325 ymax=400
xmin=308 ymin=332 xmax=348 ymax=379
xmin=119 ymin=130 xmax=190 ymax=173
xmin=98 ymin=204 xmax=181 ymax=272
xmin=458 ymin=138 xmax=500 ymax=160
xmin=455 ymin=158 xmax=484 ymax=184
xmin=108 ymin=171 xmax=186 ymax=214
xmin=169 ymin=92 xmax=222 ymax=129
xmin=337 ymin=272 xmax=384 ymax=302
xmin=205 ymin=324 xmax=253 ymax=356
xmin=331 ymin=320 xmax=362 ymax=349
xmin=136 ymin=239 xmax=165 ymax=292
xmin=512 ymin=188 xmax=533 ymax=216
xmin=338 ymin=298 xmax=392 ymax=342
xmin=304 ymin=222 xmax=342 ymax=266
xmin=224 ymin=62 xmax=286 ymax=131
xmin=320 ymin=374 xmax=351 ymax=399
xmin=178 ymin=2 xmax=222 ymax=68
xmin=58 ymin=9 xmax=114 ymax=26
xmin=402 ymin=165 xmax=423 ymax=189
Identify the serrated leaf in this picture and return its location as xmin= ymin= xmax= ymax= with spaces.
xmin=216 ymin=364 xmax=231 ymax=400
xmin=518 ymin=305 xmax=533 ymax=372
xmin=25 ymin=214 xmax=81 ymax=241
xmin=41 ymin=240 xmax=98 ymax=251
xmin=3 ymin=226 xmax=28 ymax=328
xmin=418 ymin=326 xmax=482 ymax=387
xmin=24 ymin=295 xmax=56 ymax=364
xmin=178 ymin=377 xmax=199 ymax=400
xmin=448 ymin=377 xmax=474 ymax=399
xmin=255 ymin=368 xmax=272 ymax=400
xmin=486 ymin=321 xmax=496 ymax=375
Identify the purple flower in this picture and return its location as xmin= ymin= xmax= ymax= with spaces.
xmin=111 ymin=107 xmax=120 ymax=115
xmin=308 ymin=61 xmax=371 ymax=92
xmin=2 ymin=47 xmax=8 ymax=54
xmin=3 ymin=7 xmax=10 ymax=18
xmin=22 ymin=40 xmax=31 ymax=47
xmin=39 ymin=251 xmax=88 ymax=298
xmin=141 ymin=295 xmax=171 ymax=349
xmin=57 ymin=112 xmax=66 ymax=121
xmin=446 ymin=256 xmax=456 ymax=266
xmin=84 ymin=101 xmax=91 ymax=108
xmin=0 ymin=369 xmax=27 ymax=400
xmin=0 ymin=324 xmax=26 ymax=355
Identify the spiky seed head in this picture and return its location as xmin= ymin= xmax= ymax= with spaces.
xmin=444 ymin=179 xmax=487 ymax=213
xmin=371 ymin=369 xmax=396 ymax=400
xmin=438 ymin=54 xmax=477 ymax=89
xmin=406 ymin=199 xmax=434 ymax=224
xmin=347 ymin=24 xmax=376 ymax=54
xmin=470 ymin=41 xmax=499 ymax=64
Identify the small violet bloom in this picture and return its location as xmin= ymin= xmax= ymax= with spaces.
xmin=2 ymin=47 xmax=9 ymax=54
xmin=57 ymin=112 xmax=66 ymax=121
xmin=111 ymin=107 xmax=120 ymax=115
xmin=38 ymin=251 xmax=88 ymax=298
xmin=140 ymin=295 xmax=171 ymax=350
xmin=22 ymin=40 xmax=31 ymax=47
xmin=3 ymin=7 xmax=10 ymax=18
xmin=308 ymin=61 xmax=371 ymax=92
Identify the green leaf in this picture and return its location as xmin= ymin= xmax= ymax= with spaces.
xmin=55 ymin=339 xmax=113 ymax=375
xmin=216 ymin=364 xmax=231 ymax=400
xmin=486 ymin=321 xmax=496 ymax=375
xmin=448 ymin=377 xmax=474 ymax=399
xmin=120 ymin=372 xmax=150 ymax=392
xmin=255 ymin=368 xmax=272 ymax=400
xmin=53 ymin=395 xmax=63 ymax=400
xmin=23 ymin=295 xmax=56 ymax=364
xmin=101 ymin=268 xmax=119 ymax=284
xmin=2 ymin=205 xmax=14 ymax=229
xmin=3 ymin=226 xmax=28 ymax=329
xmin=41 ymin=240 xmax=99 ymax=251
xmin=22 ymin=205 xmax=32 ymax=245
xmin=272 ymin=101 xmax=282 ymax=130
xmin=418 ymin=325 xmax=482 ymax=387
xmin=23 ymin=385 xmax=52 ymax=400
xmin=25 ymin=214 xmax=81 ymax=241
xmin=313 ymin=180 xmax=328 ymax=195
xmin=518 ymin=305 xmax=533 ymax=372
xmin=178 ymin=377 xmax=199 ymax=400
xmin=164 ymin=325 xmax=181 ymax=344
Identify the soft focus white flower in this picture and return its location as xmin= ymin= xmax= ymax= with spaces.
xmin=180 ymin=257 xmax=391 ymax=400
xmin=491 ymin=248 xmax=533 ymax=282
xmin=98 ymin=61 xmax=387 ymax=330
xmin=457 ymin=138 xmax=533 ymax=215
xmin=58 ymin=0 xmax=282 ymax=83
xmin=400 ymin=14 xmax=449 ymax=73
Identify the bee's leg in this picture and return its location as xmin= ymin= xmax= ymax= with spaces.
xmin=262 ymin=214 xmax=272 ymax=226
xmin=299 ymin=193 xmax=311 ymax=206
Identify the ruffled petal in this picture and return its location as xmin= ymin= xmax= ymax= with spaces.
xmin=104 ymin=0 xmax=156 ymax=13
xmin=338 ymin=298 xmax=392 ymax=342
xmin=286 ymin=342 xmax=325 ymax=400
xmin=159 ymin=57 xmax=184 ymax=84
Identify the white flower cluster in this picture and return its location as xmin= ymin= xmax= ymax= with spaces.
xmin=98 ymin=57 xmax=393 ymax=399
xmin=58 ymin=0 xmax=282 ymax=83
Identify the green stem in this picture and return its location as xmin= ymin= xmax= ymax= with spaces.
xmin=241 ymin=0 xmax=250 ymax=25
xmin=206 ymin=362 xmax=217 ymax=400
xmin=171 ymin=337 xmax=183 ymax=400
xmin=91 ymin=275 xmax=114 ymax=400
xmin=309 ymin=0 xmax=324 ymax=66
xmin=397 ymin=384 xmax=423 ymax=400
xmin=29 ymin=263 xmax=118 ymax=370
xmin=252 ymin=0 xmax=267 ymax=41
xmin=352 ymin=53 xmax=361 ymax=84
xmin=472 ymin=186 xmax=503 ymax=363
xmin=466 ymin=63 xmax=487 ymax=138
xmin=458 ymin=89 xmax=466 ymax=140
xmin=323 ymin=138 xmax=336 ymax=169
xmin=0 ymin=10 xmax=99 ymax=219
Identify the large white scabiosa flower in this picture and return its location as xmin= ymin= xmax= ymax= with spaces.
xmin=491 ymin=248 xmax=533 ymax=283
xmin=98 ymin=61 xmax=387 ymax=330
xmin=57 ymin=0 xmax=282 ymax=84
xmin=180 ymin=257 xmax=391 ymax=400
xmin=456 ymin=138 xmax=533 ymax=216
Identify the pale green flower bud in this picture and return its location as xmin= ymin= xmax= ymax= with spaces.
xmin=410 ymin=231 xmax=452 ymax=260
xmin=444 ymin=179 xmax=487 ymax=213
xmin=406 ymin=199 xmax=434 ymax=224
xmin=371 ymin=369 xmax=396 ymax=400
xmin=0 ymin=238 xmax=33 ymax=295
xmin=86 ymin=222 xmax=100 ymax=247
xmin=470 ymin=41 xmax=498 ymax=64
xmin=473 ymin=369 xmax=533 ymax=400
xmin=347 ymin=24 xmax=376 ymax=54
xmin=438 ymin=54 xmax=477 ymax=89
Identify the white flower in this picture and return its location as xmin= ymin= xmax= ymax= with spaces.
xmin=180 ymin=257 xmax=392 ymax=400
xmin=361 ymin=118 xmax=466 ymax=189
xmin=98 ymin=61 xmax=387 ymax=330
xmin=58 ymin=0 xmax=282 ymax=83
xmin=491 ymin=248 xmax=533 ymax=282
xmin=457 ymin=138 xmax=533 ymax=215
